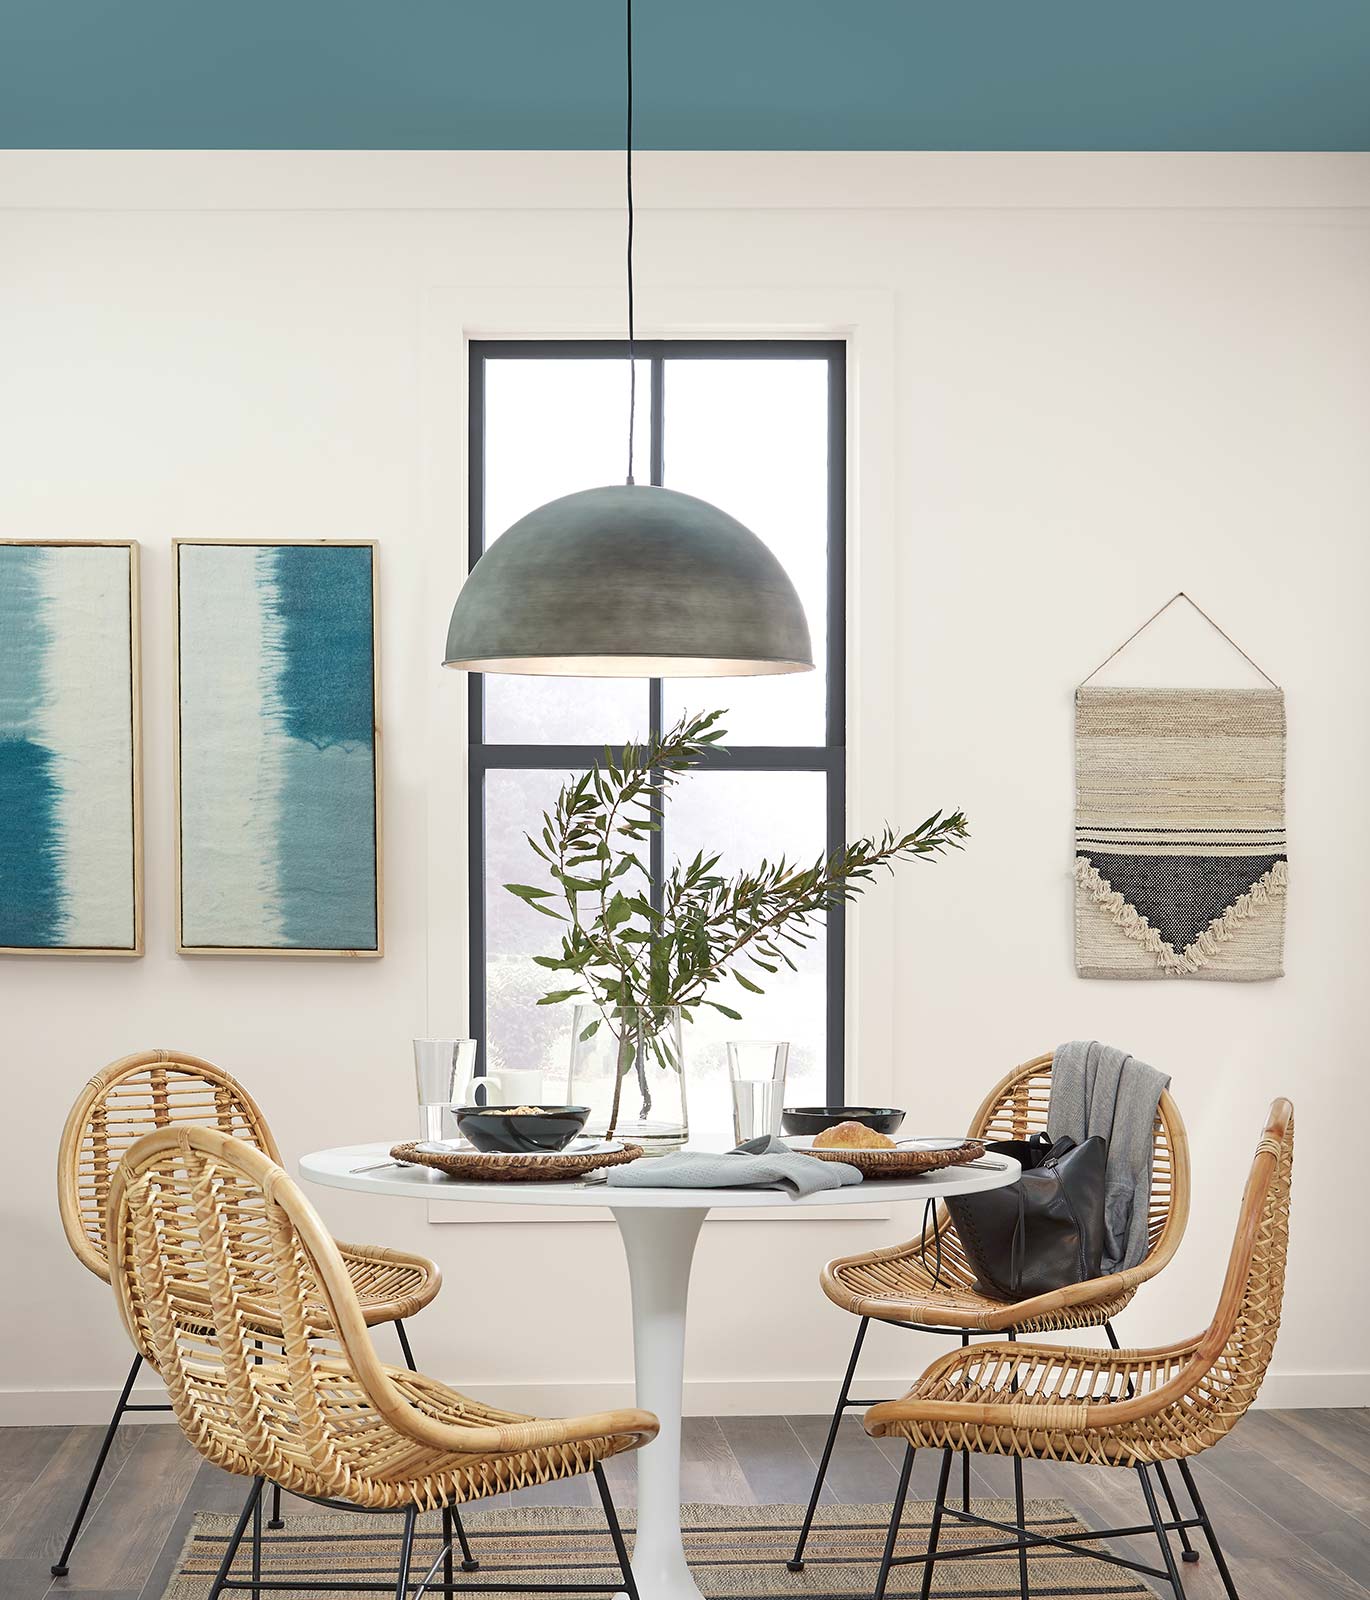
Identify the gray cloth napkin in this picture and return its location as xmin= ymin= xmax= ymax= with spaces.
xmin=1047 ymin=1040 xmax=1171 ymax=1274
xmin=604 ymin=1136 xmax=863 ymax=1196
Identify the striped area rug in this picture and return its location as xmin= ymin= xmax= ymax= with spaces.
xmin=162 ymin=1499 xmax=1152 ymax=1598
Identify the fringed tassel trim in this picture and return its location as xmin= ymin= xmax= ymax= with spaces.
xmin=1075 ymin=857 xmax=1287 ymax=976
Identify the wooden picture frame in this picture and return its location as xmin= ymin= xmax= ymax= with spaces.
xmin=173 ymin=538 xmax=382 ymax=957
xmin=0 ymin=539 xmax=143 ymax=956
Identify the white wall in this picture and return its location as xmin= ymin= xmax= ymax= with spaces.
xmin=2 ymin=151 xmax=1368 ymax=1423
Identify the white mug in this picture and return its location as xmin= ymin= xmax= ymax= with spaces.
xmin=463 ymin=1067 xmax=544 ymax=1107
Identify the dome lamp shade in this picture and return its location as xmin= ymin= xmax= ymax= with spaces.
xmin=443 ymin=485 xmax=814 ymax=677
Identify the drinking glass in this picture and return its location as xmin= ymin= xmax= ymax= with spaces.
xmin=727 ymin=1039 xmax=790 ymax=1144
xmin=412 ymin=1038 xmax=477 ymax=1143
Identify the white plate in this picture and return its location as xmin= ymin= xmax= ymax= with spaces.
xmin=785 ymin=1134 xmax=972 ymax=1154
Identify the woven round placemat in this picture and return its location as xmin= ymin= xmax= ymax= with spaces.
xmin=802 ymin=1136 xmax=986 ymax=1179
xmin=389 ymin=1141 xmax=644 ymax=1182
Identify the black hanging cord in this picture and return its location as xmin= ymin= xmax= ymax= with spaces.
xmin=624 ymin=0 xmax=636 ymax=486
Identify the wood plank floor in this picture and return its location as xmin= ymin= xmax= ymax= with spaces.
xmin=1 ymin=1409 xmax=1366 ymax=1600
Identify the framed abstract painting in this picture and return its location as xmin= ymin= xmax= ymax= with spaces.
xmin=0 ymin=540 xmax=143 ymax=955
xmin=174 ymin=539 xmax=382 ymax=956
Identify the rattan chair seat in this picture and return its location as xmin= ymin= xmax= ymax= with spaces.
xmin=822 ymin=1250 xmax=1138 ymax=1332
xmin=331 ymin=1242 xmax=441 ymax=1328
xmin=820 ymin=1052 xmax=1189 ymax=1336
xmin=163 ymin=1355 xmax=644 ymax=1510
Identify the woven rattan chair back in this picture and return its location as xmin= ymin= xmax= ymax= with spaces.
xmin=110 ymin=1123 xmax=641 ymax=1508
xmin=108 ymin=1124 xmax=415 ymax=1497
xmin=58 ymin=1049 xmax=280 ymax=1284
xmin=1184 ymin=1096 xmax=1293 ymax=1437
xmin=968 ymin=1052 xmax=1189 ymax=1278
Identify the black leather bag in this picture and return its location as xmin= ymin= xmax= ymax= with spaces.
xmin=943 ymin=1133 xmax=1107 ymax=1301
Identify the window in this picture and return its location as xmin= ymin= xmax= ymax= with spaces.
xmin=468 ymin=341 xmax=846 ymax=1119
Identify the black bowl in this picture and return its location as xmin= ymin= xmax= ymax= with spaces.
xmin=781 ymin=1105 xmax=907 ymax=1138
xmin=455 ymin=1104 xmax=591 ymax=1154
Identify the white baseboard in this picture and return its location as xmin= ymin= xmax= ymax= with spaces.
xmin=4 ymin=1372 xmax=1367 ymax=1428
xmin=1247 ymin=1371 xmax=1370 ymax=1410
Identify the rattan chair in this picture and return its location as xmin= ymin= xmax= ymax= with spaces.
xmin=107 ymin=1124 xmax=658 ymax=1600
xmin=53 ymin=1048 xmax=444 ymax=1577
xmin=862 ymin=1097 xmax=1293 ymax=1600
xmin=790 ymin=1053 xmax=1191 ymax=1569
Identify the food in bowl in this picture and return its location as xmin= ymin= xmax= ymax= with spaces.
xmin=812 ymin=1120 xmax=897 ymax=1150
xmin=781 ymin=1106 xmax=906 ymax=1138
xmin=454 ymin=1104 xmax=591 ymax=1154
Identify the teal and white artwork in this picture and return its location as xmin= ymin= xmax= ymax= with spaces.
xmin=175 ymin=540 xmax=381 ymax=955
xmin=0 ymin=541 xmax=142 ymax=955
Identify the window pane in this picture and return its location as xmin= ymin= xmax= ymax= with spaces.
xmin=667 ymin=771 xmax=828 ymax=1142
xmin=483 ymin=768 xmax=583 ymax=1087
xmin=662 ymin=358 xmax=830 ymax=746
xmin=480 ymin=358 xmax=651 ymax=743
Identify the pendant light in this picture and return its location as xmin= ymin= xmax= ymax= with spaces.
xmin=443 ymin=0 xmax=814 ymax=678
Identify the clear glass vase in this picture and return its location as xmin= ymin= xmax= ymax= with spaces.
xmin=567 ymin=1003 xmax=687 ymax=1154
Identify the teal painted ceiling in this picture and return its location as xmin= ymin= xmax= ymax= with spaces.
xmin=2 ymin=0 xmax=1367 ymax=152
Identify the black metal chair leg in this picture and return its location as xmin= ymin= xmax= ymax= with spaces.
xmin=395 ymin=1319 xmax=417 ymax=1370
xmin=1138 ymin=1464 xmax=1188 ymax=1600
xmin=1154 ymin=1462 xmax=1200 ymax=1562
xmin=594 ymin=1463 xmax=639 ymax=1600
xmin=266 ymin=1480 xmax=284 ymax=1531
xmin=442 ymin=1506 xmax=456 ymax=1593
xmin=1104 ymin=1320 xmax=1197 ymax=1564
xmin=51 ymin=1350 xmax=143 ymax=1576
xmin=251 ymin=1479 xmax=264 ymax=1600
xmin=789 ymin=1317 xmax=869 ymax=1570
xmin=873 ymin=1445 xmax=915 ymax=1600
xmin=394 ymin=1505 xmax=418 ymax=1600
xmin=1177 ymin=1459 xmax=1241 ymax=1600
xmin=1011 ymin=1455 xmax=1030 ymax=1599
xmin=451 ymin=1502 xmax=479 ymax=1572
xmin=959 ymin=1332 xmax=972 ymax=1513
xmin=1006 ymin=1330 xmax=1029 ymax=1600
xmin=918 ymin=1448 xmax=954 ymax=1600
xmin=208 ymin=1477 xmax=263 ymax=1600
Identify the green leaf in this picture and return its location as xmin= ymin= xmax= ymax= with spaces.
xmin=604 ymin=891 xmax=634 ymax=930
xmin=552 ymin=870 xmax=607 ymax=894
xmin=705 ymin=1001 xmax=744 ymax=1020
xmin=578 ymin=1018 xmax=602 ymax=1043
xmin=536 ymin=988 xmax=584 ymax=1006
xmin=505 ymin=883 xmax=556 ymax=901
xmin=733 ymin=970 xmax=764 ymax=994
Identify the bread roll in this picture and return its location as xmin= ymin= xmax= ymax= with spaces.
xmin=812 ymin=1120 xmax=895 ymax=1150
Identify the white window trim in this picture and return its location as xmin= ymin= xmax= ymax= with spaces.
xmin=420 ymin=281 xmax=898 ymax=1225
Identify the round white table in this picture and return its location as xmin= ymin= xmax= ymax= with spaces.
xmin=299 ymin=1143 xmax=1019 ymax=1600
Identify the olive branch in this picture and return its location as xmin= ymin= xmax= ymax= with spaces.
xmin=505 ymin=709 xmax=969 ymax=1135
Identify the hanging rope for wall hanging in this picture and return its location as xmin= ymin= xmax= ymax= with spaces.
xmin=1077 ymin=591 xmax=1280 ymax=689
xmin=624 ymin=0 xmax=636 ymax=487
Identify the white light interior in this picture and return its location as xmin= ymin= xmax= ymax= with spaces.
xmin=444 ymin=654 xmax=812 ymax=676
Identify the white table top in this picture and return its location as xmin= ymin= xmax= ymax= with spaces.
xmin=298 ymin=1141 xmax=1020 ymax=1209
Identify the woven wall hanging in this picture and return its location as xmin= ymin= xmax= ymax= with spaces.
xmin=1074 ymin=594 xmax=1286 ymax=981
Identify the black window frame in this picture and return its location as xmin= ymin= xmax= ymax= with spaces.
xmin=468 ymin=338 xmax=848 ymax=1103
